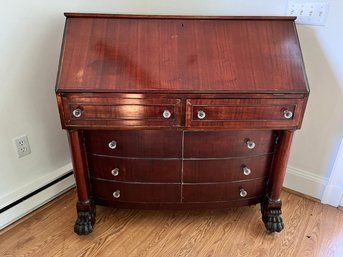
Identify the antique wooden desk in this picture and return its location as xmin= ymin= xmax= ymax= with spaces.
xmin=55 ymin=13 xmax=309 ymax=235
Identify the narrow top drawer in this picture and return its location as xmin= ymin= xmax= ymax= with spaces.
xmin=58 ymin=94 xmax=182 ymax=129
xmin=186 ymin=98 xmax=307 ymax=129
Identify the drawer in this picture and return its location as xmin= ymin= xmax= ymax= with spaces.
xmin=184 ymin=130 xmax=275 ymax=158
xmin=186 ymin=98 xmax=307 ymax=129
xmin=92 ymin=180 xmax=181 ymax=203
xmin=183 ymin=155 xmax=272 ymax=183
xmin=88 ymin=155 xmax=181 ymax=182
xmin=60 ymin=94 xmax=182 ymax=128
xmin=182 ymin=179 xmax=266 ymax=203
xmin=84 ymin=130 xmax=182 ymax=158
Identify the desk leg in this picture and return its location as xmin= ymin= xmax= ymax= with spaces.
xmin=68 ymin=130 xmax=95 ymax=235
xmin=261 ymin=130 xmax=294 ymax=233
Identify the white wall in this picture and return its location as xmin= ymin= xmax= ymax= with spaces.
xmin=1 ymin=0 xmax=342 ymax=221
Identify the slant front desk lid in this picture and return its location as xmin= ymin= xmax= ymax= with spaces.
xmin=56 ymin=13 xmax=309 ymax=94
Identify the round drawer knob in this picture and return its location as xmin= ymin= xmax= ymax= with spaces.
xmin=72 ymin=108 xmax=82 ymax=118
xmin=197 ymin=110 xmax=206 ymax=119
xmin=246 ymin=140 xmax=256 ymax=149
xmin=108 ymin=140 xmax=117 ymax=149
xmin=283 ymin=110 xmax=293 ymax=119
xmin=242 ymin=166 xmax=251 ymax=176
xmin=113 ymin=190 xmax=121 ymax=198
xmin=111 ymin=168 xmax=119 ymax=177
xmin=163 ymin=110 xmax=171 ymax=119
xmin=240 ymin=188 xmax=248 ymax=198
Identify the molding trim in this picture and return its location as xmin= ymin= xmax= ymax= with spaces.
xmin=284 ymin=166 xmax=327 ymax=200
xmin=0 ymin=163 xmax=75 ymax=230
xmin=321 ymin=137 xmax=343 ymax=207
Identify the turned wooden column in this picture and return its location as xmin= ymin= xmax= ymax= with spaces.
xmin=261 ymin=130 xmax=295 ymax=232
xmin=67 ymin=130 xmax=95 ymax=235
xmin=67 ymin=130 xmax=90 ymax=202
xmin=268 ymin=130 xmax=294 ymax=201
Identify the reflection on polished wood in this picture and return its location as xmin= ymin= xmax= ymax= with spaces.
xmin=1 ymin=188 xmax=343 ymax=257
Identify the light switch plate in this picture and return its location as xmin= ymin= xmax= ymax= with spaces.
xmin=287 ymin=0 xmax=329 ymax=26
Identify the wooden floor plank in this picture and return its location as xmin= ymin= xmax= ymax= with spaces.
xmin=1 ymin=189 xmax=343 ymax=257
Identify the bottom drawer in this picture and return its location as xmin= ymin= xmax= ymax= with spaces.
xmin=92 ymin=180 xmax=181 ymax=203
xmin=182 ymin=179 xmax=266 ymax=203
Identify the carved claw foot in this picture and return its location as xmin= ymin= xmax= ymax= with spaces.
xmin=74 ymin=211 xmax=95 ymax=235
xmin=74 ymin=200 xmax=96 ymax=235
xmin=262 ymin=209 xmax=284 ymax=233
xmin=261 ymin=198 xmax=284 ymax=233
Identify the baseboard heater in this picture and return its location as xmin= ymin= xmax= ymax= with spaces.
xmin=0 ymin=171 xmax=74 ymax=214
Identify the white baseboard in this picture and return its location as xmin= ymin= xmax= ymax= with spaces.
xmin=321 ymin=185 xmax=343 ymax=207
xmin=284 ymin=166 xmax=328 ymax=200
xmin=0 ymin=163 xmax=75 ymax=230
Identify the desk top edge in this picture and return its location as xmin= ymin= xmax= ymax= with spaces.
xmin=64 ymin=12 xmax=297 ymax=21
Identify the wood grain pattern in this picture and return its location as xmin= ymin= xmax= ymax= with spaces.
xmin=184 ymin=130 xmax=275 ymax=158
xmin=182 ymin=179 xmax=266 ymax=202
xmin=56 ymin=16 xmax=309 ymax=94
xmin=183 ymin=154 xmax=272 ymax=183
xmin=92 ymin=179 xmax=181 ymax=203
xmin=84 ymin=130 xmax=182 ymax=158
xmin=88 ymin=155 xmax=182 ymax=182
xmin=186 ymin=98 xmax=307 ymax=130
xmin=1 ymin=189 xmax=342 ymax=257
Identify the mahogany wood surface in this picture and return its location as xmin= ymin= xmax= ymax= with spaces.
xmin=84 ymin=130 xmax=182 ymax=158
xmin=92 ymin=179 xmax=181 ymax=203
xmin=56 ymin=15 xmax=309 ymax=94
xmin=95 ymin=196 xmax=263 ymax=209
xmin=55 ymin=14 xmax=310 ymax=234
xmin=184 ymin=130 xmax=275 ymax=158
xmin=61 ymin=96 xmax=182 ymax=128
xmin=267 ymin=130 xmax=294 ymax=201
xmin=182 ymin=179 xmax=266 ymax=202
xmin=88 ymin=154 xmax=182 ymax=182
xmin=183 ymin=154 xmax=272 ymax=183
xmin=67 ymin=130 xmax=90 ymax=202
xmin=187 ymin=98 xmax=307 ymax=129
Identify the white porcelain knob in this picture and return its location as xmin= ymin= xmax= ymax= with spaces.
xmin=197 ymin=110 xmax=206 ymax=119
xmin=72 ymin=108 xmax=82 ymax=118
xmin=113 ymin=190 xmax=120 ymax=198
xmin=283 ymin=110 xmax=293 ymax=119
xmin=111 ymin=168 xmax=119 ymax=176
xmin=163 ymin=110 xmax=171 ymax=119
xmin=246 ymin=140 xmax=256 ymax=149
xmin=243 ymin=166 xmax=251 ymax=176
xmin=240 ymin=189 xmax=248 ymax=198
xmin=108 ymin=140 xmax=117 ymax=149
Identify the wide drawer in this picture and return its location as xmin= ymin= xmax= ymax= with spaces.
xmin=184 ymin=130 xmax=275 ymax=158
xmin=92 ymin=180 xmax=181 ymax=203
xmin=186 ymin=98 xmax=307 ymax=129
xmin=60 ymin=94 xmax=182 ymax=128
xmin=88 ymin=155 xmax=181 ymax=182
xmin=182 ymin=179 xmax=266 ymax=203
xmin=183 ymin=154 xmax=272 ymax=183
xmin=84 ymin=130 xmax=182 ymax=158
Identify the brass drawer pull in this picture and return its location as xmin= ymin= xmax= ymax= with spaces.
xmin=163 ymin=110 xmax=171 ymax=119
xmin=197 ymin=110 xmax=206 ymax=119
xmin=72 ymin=108 xmax=82 ymax=118
xmin=113 ymin=190 xmax=121 ymax=198
xmin=108 ymin=140 xmax=117 ymax=149
xmin=111 ymin=168 xmax=119 ymax=176
xmin=240 ymin=188 xmax=248 ymax=198
xmin=242 ymin=166 xmax=251 ymax=176
xmin=283 ymin=110 xmax=293 ymax=119
xmin=246 ymin=140 xmax=256 ymax=149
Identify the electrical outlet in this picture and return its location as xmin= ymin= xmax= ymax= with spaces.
xmin=287 ymin=0 xmax=329 ymax=26
xmin=13 ymin=135 xmax=31 ymax=158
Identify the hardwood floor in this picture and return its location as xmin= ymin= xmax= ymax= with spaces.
xmin=1 ymin=189 xmax=343 ymax=257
